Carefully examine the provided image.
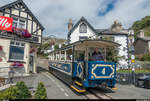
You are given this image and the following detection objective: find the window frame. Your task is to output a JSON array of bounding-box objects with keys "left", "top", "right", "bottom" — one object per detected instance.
[
  {"left": 79, "top": 23, "right": 87, "bottom": 33},
  {"left": 12, "top": 17, "right": 26, "bottom": 29},
  {"left": 9, "top": 41, "right": 25, "bottom": 62}
]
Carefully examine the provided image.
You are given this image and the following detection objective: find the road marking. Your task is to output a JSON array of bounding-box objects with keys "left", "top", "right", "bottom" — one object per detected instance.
[
  {"left": 64, "top": 92, "right": 69, "bottom": 97},
  {"left": 60, "top": 88, "right": 64, "bottom": 92}
]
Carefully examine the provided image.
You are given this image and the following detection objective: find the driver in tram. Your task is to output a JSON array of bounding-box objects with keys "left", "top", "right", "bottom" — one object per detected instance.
[{"left": 91, "top": 48, "right": 105, "bottom": 61}]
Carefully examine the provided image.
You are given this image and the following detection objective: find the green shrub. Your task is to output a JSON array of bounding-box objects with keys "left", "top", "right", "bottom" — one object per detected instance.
[
  {"left": 0, "top": 81, "right": 31, "bottom": 99},
  {"left": 34, "top": 82, "right": 48, "bottom": 99},
  {"left": 16, "top": 81, "right": 31, "bottom": 99},
  {"left": 0, "top": 86, "right": 20, "bottom": 99},
  {"left": 140, "top": 53, "right": 150, "bottom": 61}
]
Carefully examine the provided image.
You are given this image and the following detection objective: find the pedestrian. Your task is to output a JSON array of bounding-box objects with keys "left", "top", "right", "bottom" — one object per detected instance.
[{"left": 91, "top": 48, "right": 104, "bottom": 61}]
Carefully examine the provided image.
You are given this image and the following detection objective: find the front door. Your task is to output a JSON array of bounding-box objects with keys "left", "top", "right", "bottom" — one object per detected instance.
[{"left": 29, "top": 55, "right": 34, "bottom": 73}]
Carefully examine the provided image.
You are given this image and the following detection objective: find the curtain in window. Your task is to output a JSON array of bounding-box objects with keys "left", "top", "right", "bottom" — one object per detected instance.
[{"left": 9, "top": 46, "right": 24, "bottom": 61}]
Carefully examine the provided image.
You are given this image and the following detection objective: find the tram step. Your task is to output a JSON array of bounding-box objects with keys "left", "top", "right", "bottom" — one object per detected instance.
[
  {"left": 74, "top": 81, "right": 83, "bottom": 87},
  {"left": 70, "top": 84, "right": 86, "bottom": 93}
]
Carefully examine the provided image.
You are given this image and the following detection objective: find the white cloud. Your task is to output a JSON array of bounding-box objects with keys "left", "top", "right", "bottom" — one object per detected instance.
[{"left": 1, "top": 0, "right": 150, "bottom": 38}]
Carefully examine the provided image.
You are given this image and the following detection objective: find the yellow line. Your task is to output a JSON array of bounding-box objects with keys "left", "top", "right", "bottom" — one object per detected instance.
[
  {"left": 75, "top": 81, "right": 83, "bottom": 86},
  {"left": 70, "top": 85, "right": 86, "bottom": 93},
  {"left": 112, "top": 87, "right": 118, "bottom": 90}
]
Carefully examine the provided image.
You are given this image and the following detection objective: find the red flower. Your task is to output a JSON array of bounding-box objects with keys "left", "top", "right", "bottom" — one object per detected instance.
[
  {"left": 0, "top": 46, "right": 3, "bottom": 51},
  {"left": 12, "top": 27, "right": 32, "bottom": 38},
  {"left": 0, "top": 58, "right": 2, "bottom": 62}
]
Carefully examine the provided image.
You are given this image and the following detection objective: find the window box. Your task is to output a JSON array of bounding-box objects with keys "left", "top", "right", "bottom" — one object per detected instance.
[
  {"left": 10, "top": 62, "right": 24, "bottom": 68},
  {"left": 12, "top": 27, "right": 32, "bottom": 38}
]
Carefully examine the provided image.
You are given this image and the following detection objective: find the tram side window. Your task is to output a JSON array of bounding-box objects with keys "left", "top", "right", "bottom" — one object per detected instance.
[
  {"left": 60, "top": 51, "right": 65, "bottom": 61},
  {"left": 74, "top": 50, "right": 85, "bottom": 61},
  {"left": 66, "top": 49, "right": 72, "bottom": 61}
]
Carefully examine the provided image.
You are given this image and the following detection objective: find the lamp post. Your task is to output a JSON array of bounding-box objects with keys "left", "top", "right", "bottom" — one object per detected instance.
[
  {"left": 8, "top": 67, "right": 15, "bottom": 84},
  {"left": 132, "top": 65, "right": 135, "bottom": 85}
]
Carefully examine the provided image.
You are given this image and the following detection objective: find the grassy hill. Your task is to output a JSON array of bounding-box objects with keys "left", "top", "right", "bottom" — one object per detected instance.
[{"left": 131, "top": 15, "right": 150, "bottom": 37}]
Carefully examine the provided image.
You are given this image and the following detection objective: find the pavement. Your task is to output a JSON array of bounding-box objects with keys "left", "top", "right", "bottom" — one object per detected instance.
[{"left": 12, "top": 70, "right": 87, "bottom": 99}]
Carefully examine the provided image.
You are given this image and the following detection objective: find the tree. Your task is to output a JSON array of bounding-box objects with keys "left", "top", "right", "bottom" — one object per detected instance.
[
  {"left": 54, "top": 44, "right": 59, "bottom": 50},
  {"left": 34, "top": 82, "right": 48, "bottom": 99}
]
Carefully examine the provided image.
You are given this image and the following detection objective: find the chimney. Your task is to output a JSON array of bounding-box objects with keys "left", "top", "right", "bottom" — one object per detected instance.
[
  {"left": 138, "top": 30, "right": 144, "bottom": 37},
  {"left": 111, "top": 20, "right": 122, "bottom": 32},
  {"left": 68, "top": 19, "right": 73, "bottom": 32}
]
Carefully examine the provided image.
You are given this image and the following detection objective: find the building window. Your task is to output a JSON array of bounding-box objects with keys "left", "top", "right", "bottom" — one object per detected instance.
[
  {"left": 79, "top": 23, "right": 87, "bottom": 33},
  {"left": 79, "top": 36, "right": 88, "bottom": 40},
  {"left": 13, "top": 17, "right": 26, "bottom": 29},
  {"left": 9, "top": 41, "right": 25, "bottom": 61}
]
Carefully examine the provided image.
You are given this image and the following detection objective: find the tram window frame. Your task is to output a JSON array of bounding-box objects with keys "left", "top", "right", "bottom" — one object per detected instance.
[
  {"left": 66, "top": 48, "right": 72, "bottom": 62},
  {"left": 88, "top": 47, "right": 105, "bottom": 61},
  {"left": 60, "top": 51, "right": 65, "bottom": 61},
  {"left": 56, "top": 52, "right": 60, "bottom": 61},
  {"left": 74, "top": 50, "right": 85, "bottom": 61}
]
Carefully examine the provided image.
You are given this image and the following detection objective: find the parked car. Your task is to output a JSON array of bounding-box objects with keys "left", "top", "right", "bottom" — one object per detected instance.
[{"left": 137, "top": 76, "right": 150, "bottom": 88}]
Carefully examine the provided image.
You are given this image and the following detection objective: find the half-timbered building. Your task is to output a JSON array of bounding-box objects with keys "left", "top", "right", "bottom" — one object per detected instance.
[{"left": 0, "top": 0, "right": 44, "bottom": 77}]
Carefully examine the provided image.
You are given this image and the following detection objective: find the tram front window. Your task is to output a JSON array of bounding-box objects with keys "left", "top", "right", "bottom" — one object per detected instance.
[
  {"left": 75, "top": 50, "right": 85, "bottom": 61},
  {"left": 89, "top": 48, "right": 105, "bottom": 61}
]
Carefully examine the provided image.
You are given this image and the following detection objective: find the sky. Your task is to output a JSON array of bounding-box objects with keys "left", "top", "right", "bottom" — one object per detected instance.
[{"left": 0, "top": 0, "right": 150, "bottom": 39}]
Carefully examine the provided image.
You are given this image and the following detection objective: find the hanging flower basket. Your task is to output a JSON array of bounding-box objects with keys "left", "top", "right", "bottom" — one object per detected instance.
[
  {"left": 30, "top": 48, "right": 36, "bottom": 53},
  {"left": 0, "top": 46, "right": 3, "bottom": 51},
  {"left": 0, "top": 58, "right": 2, "bottom": 62},
  {"left": 12, "top": 27, "right": 32, "bottom": 38},
  {"left": 10, "top": 62, "right": 24, "bottom": 68}
]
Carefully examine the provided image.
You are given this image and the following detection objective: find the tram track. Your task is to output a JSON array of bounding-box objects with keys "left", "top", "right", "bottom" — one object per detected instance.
[
  {"left": 47, "top": 71, "right": 113, "bottom": 99},
  {"left": 85, "top": 88, "right": 112, "bottom": 99}
]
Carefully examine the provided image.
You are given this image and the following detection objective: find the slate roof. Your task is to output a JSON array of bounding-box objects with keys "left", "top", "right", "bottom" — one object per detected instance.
[{"left": 0, "top": 0, "right": 44, "bottom": 30}]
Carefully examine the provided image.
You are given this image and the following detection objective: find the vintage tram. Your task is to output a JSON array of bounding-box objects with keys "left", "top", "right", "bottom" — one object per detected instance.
[{"left": 48, "top": 40, "right": 120, "bottom": 93}]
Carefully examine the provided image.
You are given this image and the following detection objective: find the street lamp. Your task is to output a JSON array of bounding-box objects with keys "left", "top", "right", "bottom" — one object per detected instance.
[{"left": 8, "top": 67, "right": 15, "bottom": 84}]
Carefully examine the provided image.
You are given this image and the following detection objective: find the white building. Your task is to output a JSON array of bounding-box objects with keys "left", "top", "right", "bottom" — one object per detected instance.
[{"left": 67, "top": 17, "right": 134, "bottom": 68}]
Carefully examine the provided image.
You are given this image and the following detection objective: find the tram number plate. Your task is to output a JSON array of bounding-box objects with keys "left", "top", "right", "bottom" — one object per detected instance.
[{"left": 101, "top": 68, "right": 106, "bottom": 75}]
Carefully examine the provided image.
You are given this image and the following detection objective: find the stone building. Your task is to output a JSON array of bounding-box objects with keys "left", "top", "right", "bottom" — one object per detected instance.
[
  {"left": 134, "top": 30, "right": 150, "bottom": 55},
  {"left": 0, "top": 0, "right": 44, "bottom": 77}
]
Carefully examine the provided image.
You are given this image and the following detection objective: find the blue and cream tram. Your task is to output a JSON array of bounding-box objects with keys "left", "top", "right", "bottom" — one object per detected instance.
[{"left": 48, "top": 40, "right": 120, "bottom": 93}]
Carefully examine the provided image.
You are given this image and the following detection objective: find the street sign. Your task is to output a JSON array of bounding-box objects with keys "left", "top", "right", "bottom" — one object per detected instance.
[{"left": 131, "top": 59, "right": 135, "bottom": 63}]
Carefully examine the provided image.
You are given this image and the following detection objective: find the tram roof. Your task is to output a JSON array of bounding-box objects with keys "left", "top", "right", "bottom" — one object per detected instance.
[{"left": 49, "top": 39, "right": 120, "bottom": 53}]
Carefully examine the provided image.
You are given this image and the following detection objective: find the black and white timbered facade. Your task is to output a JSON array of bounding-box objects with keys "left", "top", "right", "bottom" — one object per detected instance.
[{"left": 0, "top": 0, "right": 44, "bottom": 77}]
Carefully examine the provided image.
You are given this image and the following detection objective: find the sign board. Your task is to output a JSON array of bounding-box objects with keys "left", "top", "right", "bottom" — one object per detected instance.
[
  {"left": 0, "top": 16, "right": 13, "bottom": 32},
  {"left": 131, "top": 59, "right": 135, "bottom": 63}
]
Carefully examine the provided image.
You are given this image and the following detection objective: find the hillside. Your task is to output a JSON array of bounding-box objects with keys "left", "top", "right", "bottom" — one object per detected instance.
[{"left": 131, "top": 15, "right": 150, "bottom": 36}]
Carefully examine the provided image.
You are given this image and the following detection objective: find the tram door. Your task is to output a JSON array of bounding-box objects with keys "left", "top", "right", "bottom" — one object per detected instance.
[
  {"left": 73, "top": 50, "right": 86, "bottom": 79},
  {"left": 29, "top": 55, "right": 34, "bottom": 73}
]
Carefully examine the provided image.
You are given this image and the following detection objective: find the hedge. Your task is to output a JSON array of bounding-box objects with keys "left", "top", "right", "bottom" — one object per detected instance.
[{"left": 34, "top": 82, "right": 48, "bottom": 99}]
